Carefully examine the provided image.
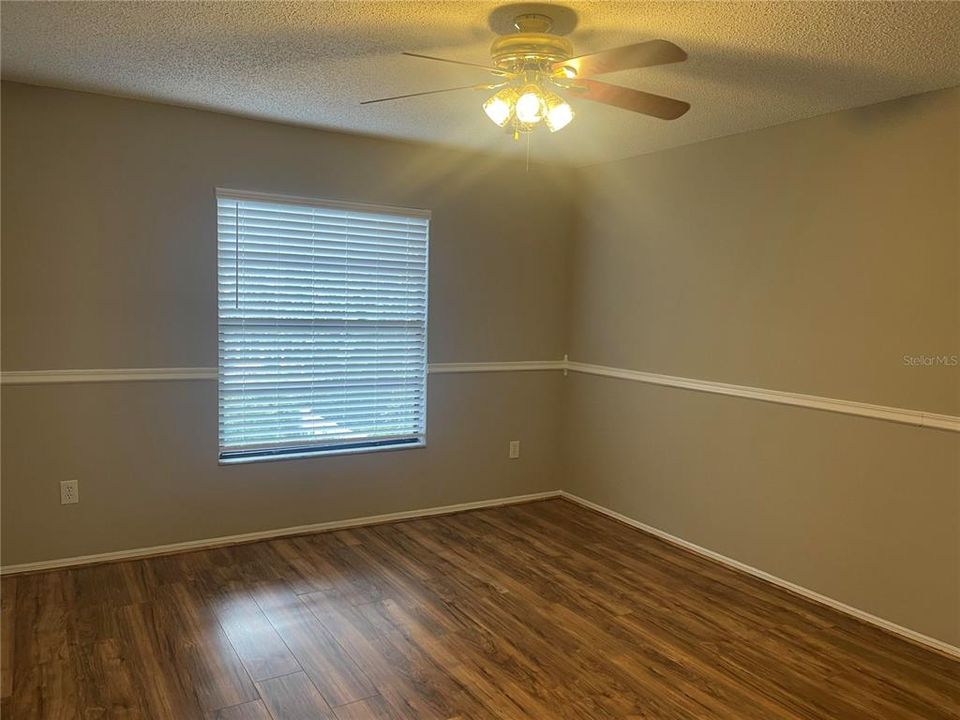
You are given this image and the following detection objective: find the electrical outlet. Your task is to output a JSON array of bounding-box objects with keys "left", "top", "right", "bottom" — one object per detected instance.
[
  {"left": 60, "top": 479, "right": 79, "bottom": 505},
  {"left": 508, "top": 440, "right": 520, "bottom": 459}
]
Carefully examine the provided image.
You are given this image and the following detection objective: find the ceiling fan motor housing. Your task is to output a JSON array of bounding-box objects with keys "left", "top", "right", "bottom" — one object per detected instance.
[{"left": 491, "top": 14, "right": 573, "bottom": 71}]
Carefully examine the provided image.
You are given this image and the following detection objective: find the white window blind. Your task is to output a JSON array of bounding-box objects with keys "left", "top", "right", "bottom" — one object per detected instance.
[{"left": 217, "top": 190, "right": 429, "bottom": 462}]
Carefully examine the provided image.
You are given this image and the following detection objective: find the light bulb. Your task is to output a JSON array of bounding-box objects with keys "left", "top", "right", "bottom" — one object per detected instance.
[
  {"left": 515, "top": 87, "right": 544, "bottom": 124},
  {"left": 544, "top": 93, "right": 574, "bottom": 132},
  {"left": 482, "top": 89, "right": 515, "bottom": 127}
]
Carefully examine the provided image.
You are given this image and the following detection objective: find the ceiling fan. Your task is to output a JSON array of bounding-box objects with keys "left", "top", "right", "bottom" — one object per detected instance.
[{"left": 361, "top": 13, "right": 690, "bottom": 138}]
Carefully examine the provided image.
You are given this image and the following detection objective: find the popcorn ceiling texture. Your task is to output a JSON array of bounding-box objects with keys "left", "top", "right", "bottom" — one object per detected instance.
[{"left": 2, "top": 1, "right": 959, "bottom": 165}]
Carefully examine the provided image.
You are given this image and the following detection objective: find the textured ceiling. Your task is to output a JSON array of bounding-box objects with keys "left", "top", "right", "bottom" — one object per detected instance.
[{"left": 2, "top": 1, "right": 959, "bottom": 165}]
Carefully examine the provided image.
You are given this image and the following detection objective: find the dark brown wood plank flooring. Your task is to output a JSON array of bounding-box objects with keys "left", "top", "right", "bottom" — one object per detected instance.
[{"left": 1, "top": 498, "right": 957, "bottom": 719}]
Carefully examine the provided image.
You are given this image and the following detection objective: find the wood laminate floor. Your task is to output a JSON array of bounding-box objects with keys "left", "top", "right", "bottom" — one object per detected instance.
[{"left": 2, "top": 499, "right": 957, "bottom": 719}]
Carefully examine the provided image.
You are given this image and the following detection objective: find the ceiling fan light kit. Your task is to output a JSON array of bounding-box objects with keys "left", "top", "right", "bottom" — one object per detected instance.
[
  {"left": 362, "top": 10, "right": 690, "bottom": 144},
  {"left": 484, "top": 14, "right": 575, "bottom": 137}
]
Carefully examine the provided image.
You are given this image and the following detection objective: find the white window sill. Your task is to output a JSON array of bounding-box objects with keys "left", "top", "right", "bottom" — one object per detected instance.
[{"left": 219, "top": 440, "right": 426, "bottom": 466}]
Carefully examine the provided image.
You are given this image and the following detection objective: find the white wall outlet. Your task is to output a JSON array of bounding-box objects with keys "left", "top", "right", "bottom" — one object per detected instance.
[
  {"left": 60, "top": 479, "right": 79, "bottom": 505},
  {"left": 508, "top": 440, "right": 521, "bottom": 459}
]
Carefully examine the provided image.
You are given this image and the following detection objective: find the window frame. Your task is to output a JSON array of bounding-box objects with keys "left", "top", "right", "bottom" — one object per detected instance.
[{"left": 215, "top": 187, "right": 431, "bottom": 465}]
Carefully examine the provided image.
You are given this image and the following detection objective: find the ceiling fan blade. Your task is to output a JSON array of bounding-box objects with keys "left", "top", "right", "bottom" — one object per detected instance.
[
  {"left": 361, "top": 83, "right": 501, "bottom": 105},
  {"left": 554, "top": 39, "right": 687, "bottom": 77},
  {"left": 569, "top": 78, "right": 689, "bottom": 120},
  {"left": 402, "top": 52, "right": 510, "bottom": 77}
]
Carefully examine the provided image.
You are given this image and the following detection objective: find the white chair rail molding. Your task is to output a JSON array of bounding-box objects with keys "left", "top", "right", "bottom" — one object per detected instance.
[{"left": 4, "top": 359, "right": 958, "bottom": 432}]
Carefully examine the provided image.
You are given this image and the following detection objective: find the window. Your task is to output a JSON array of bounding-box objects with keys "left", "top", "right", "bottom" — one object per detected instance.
[{"left": 217, "top": 189, "right": 429, "bottom": 463}]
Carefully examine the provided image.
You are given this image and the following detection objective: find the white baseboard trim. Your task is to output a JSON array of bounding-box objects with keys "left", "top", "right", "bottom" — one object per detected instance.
[
  {"left": 565, "top": 361, "right": 960, "bottom": 433},
  {"left": 0, "top": 490, "right": 562, "bottom": 576},
  {"left": 559, "top": 492, "right": 960, "bottom": 660},
  {"left": 5, "top": 488, "right": 957, "bottom": 660}
]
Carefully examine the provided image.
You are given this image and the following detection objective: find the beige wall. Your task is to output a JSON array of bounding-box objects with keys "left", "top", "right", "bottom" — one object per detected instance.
[
  {"left": 1, "top": 83, "right": 575, "bottom": 369},
  {"left": 565, "top": 87, "right": 960, "bottom": 646},
  {"left": 0, "top": 82, "right": 574, "bottom": 564},
  {"left": 3, "top": 372, "right": 563, "bottom": 564},
  {"left": 568, "top": 88, "right": 959, "bottom": 415}
]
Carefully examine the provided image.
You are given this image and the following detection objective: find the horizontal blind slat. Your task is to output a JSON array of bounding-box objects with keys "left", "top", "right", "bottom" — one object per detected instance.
[
  {"left": 217, "top": 198, "right": 428, "bottom": 225},
  {"left": 218, "top": 224, "right": 428, "bottom": 245}
]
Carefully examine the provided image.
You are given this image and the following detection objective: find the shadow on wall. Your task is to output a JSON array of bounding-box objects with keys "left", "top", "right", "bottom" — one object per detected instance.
[
  {"left": 837, "top": 87, "right": 960, "bottom": 130},
  {"left": 677, "top": 41, "right": 951, "bottom": 105}
]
